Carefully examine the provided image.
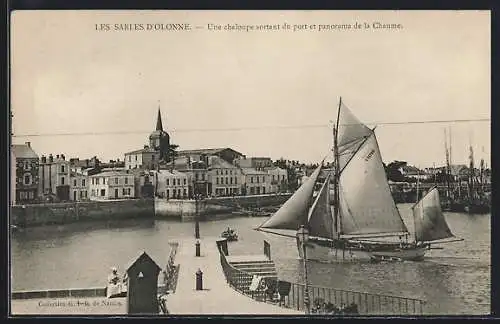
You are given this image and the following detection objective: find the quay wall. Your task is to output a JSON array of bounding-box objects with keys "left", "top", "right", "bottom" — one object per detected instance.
[
  {"left": 11, "top": 194, "right": 292, "bottom": 227},
  {"left": 154, "top": 193, "right": 293, "bottom": 221},
  {"left": 11, "top": 199, "right": 155, "bottom": 227}
]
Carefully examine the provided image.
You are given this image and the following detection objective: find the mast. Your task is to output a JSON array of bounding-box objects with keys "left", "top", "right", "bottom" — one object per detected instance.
[
  {"left": 333, "top": 97, "right": 342, "bottom": 240},
  {"left": 414, "top": 167, "right": 420, "bottom": 243}
]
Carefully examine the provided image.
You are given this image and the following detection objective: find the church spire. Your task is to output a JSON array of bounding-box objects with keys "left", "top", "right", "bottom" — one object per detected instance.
[{"left": 156, "top": 102, "right": 163, "bottom": 131}]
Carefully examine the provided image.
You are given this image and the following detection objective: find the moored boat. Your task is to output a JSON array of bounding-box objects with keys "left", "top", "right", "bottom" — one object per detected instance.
[{"left": 221, "top": 228, "right": 238, "bottom": 241}]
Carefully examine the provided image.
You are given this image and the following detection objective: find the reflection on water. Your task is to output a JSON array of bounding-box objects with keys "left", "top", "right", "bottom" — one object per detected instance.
[{"left": 11, "top": 205, "right": 490, "bottom": 315}]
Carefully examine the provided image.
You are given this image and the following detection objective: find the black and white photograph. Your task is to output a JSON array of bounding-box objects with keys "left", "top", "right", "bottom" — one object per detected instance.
[{"left": 9, "top": 10, "right": 490, "bottom": 316}]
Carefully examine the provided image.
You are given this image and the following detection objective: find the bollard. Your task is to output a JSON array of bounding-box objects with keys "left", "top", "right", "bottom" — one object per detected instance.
[
  {"left": 195, "top": 240, "right": 201, "bottom": 257},
  {"left": 196, "top": 268, "right": 203, "bottom": 291}
]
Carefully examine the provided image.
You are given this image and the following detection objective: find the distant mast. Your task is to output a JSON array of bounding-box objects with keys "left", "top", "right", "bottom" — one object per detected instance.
[{"left": 333, "top": 97, "right": 342, "bottom": 239}]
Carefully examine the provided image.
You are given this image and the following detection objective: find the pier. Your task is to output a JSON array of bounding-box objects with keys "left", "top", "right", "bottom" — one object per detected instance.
[{"left": 166, "top": 237, "right": 302, "bottom": 315}]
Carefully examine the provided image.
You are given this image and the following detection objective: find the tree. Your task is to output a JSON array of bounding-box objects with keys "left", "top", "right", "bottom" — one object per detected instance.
[
  {"left": 386, "top": 160, "right": 406, "bottom": 182},
  {"left": 167, "top": 144, "right": 179, "bottom": 171}
]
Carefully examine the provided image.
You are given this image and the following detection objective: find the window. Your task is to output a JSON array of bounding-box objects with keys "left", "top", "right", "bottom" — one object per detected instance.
[
  {"left": 251, "top": 177, "right": 254, "bottom": 183},
  {"left": 23, "top": 174, "right": 31, "bottom": 185},
  {"left": 102, "top": 177, "right": 106, "bottom": 184},
  {"left": 92, "top": 178, "right": 95, "bottom": 185},
  {"left": 29, "top": 191, "right": 34, "bottom": 199},
  {"left": 128, "top": 155, "right": 131, "bottom": 162},
  {"left": 177, "top": 179, "right": 181, "bottom": 186},
  {"left": 166, "top": 189, "right": 170, "bottom": 198},
  {"left": 100, "top": 189, "right": 105, "bottom": 196},
  {"left": 235, "top": 177, "right": 237, "bottom": 184},
  {"left": 82, "top": 179, "right": 86, "bottom": 186},
  {"left": 125, "top": 177, "right": 128, "bottom": 185},
  {"left": 96, "top": 178, "right": 100, "bottom": 185},
  {"left": 61, "top": 177, "right": 65, "bottom": 185},
  {"left": 202, "top": 173, "right": 205, "bottom": 181},
  {"left": 273, "top": 175, "right": 275, "bottom": 181},
  {"left": 167, "top": 179, "right": 170, "bottom": 186},
  {"left": 135, "top": 155, "right": 138, "bottom": 161},
  {"left": 216, "top": 177, "right": 219, "bottom": 185},
  {"left": 230, "top": 170, "right": 232, "bottom": 175},
  {"left": 127, "top": 188, "right": 131, "bottom": 195},
  {"left": 183, "top": 189, "right": 187, "bottom": 197},
  {"left": 92, "top": 189, "right": 95, "bottom": 196},
  {"left": 24, "top": 161, "right": 29, "bottom": 170},
  {"left": 183, "top": 178, "right": 186, "bottom": 185},
  {"left": 123, "top": 188, "right": 126, "bottom": 195},
  {"left": 257, "top": 176, "right": 259, "bottom": 183},
  {"left": 225, "top": 177, "right": 228, "bottom": 185},
  {"left": 262, "top": 176, "right": 265, "bottom": 183},
  {"left": 74, "top": 179, "right": 77, "bottom": 186},
  {"left": 115, "top": 178, "right": 118, "bottom": 184},
  {"left": 225, "top": 170, "right": 228, "bottom": 175},
  {"left": 216, "top": 170, "right": 219, "bottom": 175},
  {"left": 230, "top": 177, "right": 233, "bottom": 184}
]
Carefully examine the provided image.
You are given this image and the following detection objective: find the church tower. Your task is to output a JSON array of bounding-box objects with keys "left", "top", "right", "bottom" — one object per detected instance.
[{"left": 149, "top": 107, "right": 170, "bottom": 161}]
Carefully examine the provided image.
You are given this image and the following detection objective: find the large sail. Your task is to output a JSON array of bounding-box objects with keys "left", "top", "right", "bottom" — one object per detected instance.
[
  {"left": 412, "top": 187, "right": 455, "bottom": 242},
  {"left": 258, "top": 164, "right": 322, "bottom": 231},
  {"left": 308, "top": 173, "right": 335, "bottom": 239},
  {"left": 336, "top": 101, "right": 373, "bottom": 171},
  {"left": 338, "top": 133, "right": 409, "bottom": 236}
]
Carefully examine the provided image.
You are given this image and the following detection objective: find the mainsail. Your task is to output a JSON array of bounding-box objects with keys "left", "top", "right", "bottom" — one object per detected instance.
[
  {"left": 258, "top": 164, "right": 323, "bottom": 232},
  {"left": 412, "top": 187, "right": 455, "bottom": 242},
  {"left": 337, "top": 133, "right": 409, "bottom": 236},
  {"left": 308, "top": 173, "right": 335, "bottom": 239}
]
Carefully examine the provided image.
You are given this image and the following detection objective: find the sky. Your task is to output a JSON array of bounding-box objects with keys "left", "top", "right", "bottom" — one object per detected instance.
[{"left": 11, "top": 10, "right": 490, "bottom": 168}]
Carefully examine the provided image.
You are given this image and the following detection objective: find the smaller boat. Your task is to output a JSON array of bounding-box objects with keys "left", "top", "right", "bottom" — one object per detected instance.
[{"left": 221, "top": 228, "right": 238, "bottom": 241}]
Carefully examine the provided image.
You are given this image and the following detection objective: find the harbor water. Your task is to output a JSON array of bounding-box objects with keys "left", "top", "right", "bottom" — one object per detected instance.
[{"left": 10, "top": 204, "right": 490, "bottom": 315}]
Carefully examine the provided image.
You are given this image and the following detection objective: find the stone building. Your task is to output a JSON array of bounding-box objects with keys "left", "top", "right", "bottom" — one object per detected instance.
[
  {"left": 124, "top": 108, "right": 170, "bottom": 170},
  {"left": 241, "top": 168, "right": 270, "bottom": 195},
  {"left": 39, "top": 153, "right": 71, "bottom": 202},
  {"left": 162, "top": 156, "right": 210, "bottom": 198},
  {"left": 155, "top": 170, "right": 190, "bottom": 199},
  {"left": 11, "top": 142, "right": 39, "bottom": 204},
  {"left": 208, "top": 156, "right": 242, "bottom": 196},
  {"left": 235, "top": 157, "right": 273, "bottom": 170},
  {"left": 88, "top": 170, "right": 135, "bottom": 200},
  {"left": 69, "top": 171, "right": 88, "bottom": 201},
  {"left": 265, "top": 167, "right": 288, "bottom": 193}
]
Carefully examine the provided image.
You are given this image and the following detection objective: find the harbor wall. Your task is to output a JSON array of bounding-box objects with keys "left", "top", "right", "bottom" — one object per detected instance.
[
  {"left": 155, "top": 193, "right": 293, "bottom": 221},
  {"left": 11, "top": 194, "right": 292, "bottom": 227},
  {"left": 11, "top": 199, "right": 155, "bottom": 227}
]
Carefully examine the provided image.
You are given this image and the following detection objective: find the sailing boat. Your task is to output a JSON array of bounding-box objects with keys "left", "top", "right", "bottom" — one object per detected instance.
[{"left": 256, "top": 98, "right": 460, "bottom": 262}]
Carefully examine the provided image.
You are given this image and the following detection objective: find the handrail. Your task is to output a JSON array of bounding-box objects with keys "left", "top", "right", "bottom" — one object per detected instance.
[{"left": 216, "top": 243, "right": 426, "bottom": 315}]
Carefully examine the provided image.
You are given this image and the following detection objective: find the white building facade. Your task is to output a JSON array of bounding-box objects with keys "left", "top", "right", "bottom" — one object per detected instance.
[{"left": 89, "top": 171, "right": 135, "bottom": 200}]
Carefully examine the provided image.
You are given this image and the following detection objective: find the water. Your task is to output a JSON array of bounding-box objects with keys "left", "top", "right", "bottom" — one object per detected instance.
[{"left": 11, "top": 204, "right": 490, "bottom": 315}]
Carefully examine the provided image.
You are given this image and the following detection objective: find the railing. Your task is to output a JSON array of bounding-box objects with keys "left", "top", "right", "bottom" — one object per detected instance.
[
  {"left": 217, "top": 241, "right": 426, "bottom": 316},
  {"left": 162, "top": 242, "right": 179, "bottom": 292}
]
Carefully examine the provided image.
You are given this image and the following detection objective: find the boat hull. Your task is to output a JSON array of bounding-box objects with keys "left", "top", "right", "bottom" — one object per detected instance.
[{"left": 298, "top": 240, "right": 428, "bottom": 263}]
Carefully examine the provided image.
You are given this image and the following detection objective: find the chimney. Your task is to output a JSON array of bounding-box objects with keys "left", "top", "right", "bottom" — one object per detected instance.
[
  {"left": 56, "top": 154, "right": 60, "bottom": 159},
  {"left": 61, "top": 154, "right": 65, "bottom": 160},
  {"left": 25, "top": 141, "right": 31, "bottom": 148},
  {"left": 49, "top": 154, "right": 54, "bottom": 162},
  {"left": 41, "top": 155, "right": 46, "bottom": 163}
]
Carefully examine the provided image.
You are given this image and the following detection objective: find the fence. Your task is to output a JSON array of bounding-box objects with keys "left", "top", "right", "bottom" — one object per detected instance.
[
  {"left": 216, "top": 240, "right": 426, "bottom": 315},
  {"left": 162, "top": 242, "right": 179, "bottom": 292}
]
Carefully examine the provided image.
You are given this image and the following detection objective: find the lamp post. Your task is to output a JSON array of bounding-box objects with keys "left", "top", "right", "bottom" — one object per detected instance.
[{"left": 297, "top": 225, "right": 310, "bottom": 314}]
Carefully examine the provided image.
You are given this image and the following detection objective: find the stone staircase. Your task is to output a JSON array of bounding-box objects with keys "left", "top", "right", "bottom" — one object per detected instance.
[{"left": 227, "top": 259, "right": 278, "bottom": 297}]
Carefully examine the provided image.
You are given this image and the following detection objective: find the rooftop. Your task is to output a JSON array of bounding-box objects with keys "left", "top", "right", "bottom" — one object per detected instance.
[
  {"left": 241, "top": 167, "right": 268, "bottom": 175},
  {"left": 125, "top": 147, "right": 157, "bottom": 155},
  {"left": 12, "top": 144, "right": 38, "bottom": 159},
  {"left": 89, "top": 170, "right": 131, "bottom": 177},
  {"left": 178, "top": 148, "right": 243, "bottom": 156},
  {"left": 209, "top": 157, "right": 239, "bottom": 169}
]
